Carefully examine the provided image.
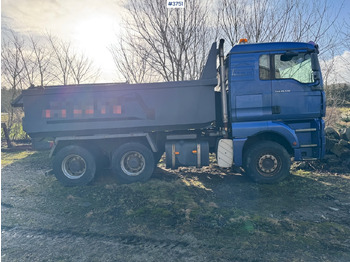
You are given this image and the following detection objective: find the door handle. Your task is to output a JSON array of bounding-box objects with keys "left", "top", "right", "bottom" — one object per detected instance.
[{"left": 272, "top": 106, "right": 281, "bottom": 114}]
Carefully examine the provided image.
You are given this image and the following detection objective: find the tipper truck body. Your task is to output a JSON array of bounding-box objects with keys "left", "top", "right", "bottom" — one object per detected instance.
[{"left": 13, "top": 40, "right": 325, "bottom": 186}]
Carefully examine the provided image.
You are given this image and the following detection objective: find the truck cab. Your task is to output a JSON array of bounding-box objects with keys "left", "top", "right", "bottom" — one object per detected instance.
[
  {"left": 229, "top": 42, "right": 324, "bottom": 121},
  {"left": 221, "top": 41, "right": 325, "bottom": 183}
]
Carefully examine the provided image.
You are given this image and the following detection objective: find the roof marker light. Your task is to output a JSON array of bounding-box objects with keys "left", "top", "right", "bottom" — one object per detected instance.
[{"left": 239, "top": 38, "right": 248, "bottom": 44}]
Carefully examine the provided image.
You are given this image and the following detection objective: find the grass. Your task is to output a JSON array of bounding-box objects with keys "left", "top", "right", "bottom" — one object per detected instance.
[
  {"left": 1, "top": 112, "right": 28, "bottom": 141},
  {"left": 1, "top": 113, "right": 9, "bottom": 123},
  {"left": 2, "top": 150, "right": 350, "bottom": 261},
  {"left": 1, "top": 150, "right": 35, "bottom": 167}
]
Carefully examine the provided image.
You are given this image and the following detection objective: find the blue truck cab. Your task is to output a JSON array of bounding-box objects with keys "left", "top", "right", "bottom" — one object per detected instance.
[{"left": 222, "top": 41, "right": 325, "bottom": 182}]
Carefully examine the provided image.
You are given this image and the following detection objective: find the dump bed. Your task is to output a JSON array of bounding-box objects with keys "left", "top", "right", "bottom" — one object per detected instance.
[{"left": 15, "top": 79, "right": 217, "bottom": 138}]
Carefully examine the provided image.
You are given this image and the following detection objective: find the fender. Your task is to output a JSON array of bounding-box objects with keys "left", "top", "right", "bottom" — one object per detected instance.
[
  {"left": 49, "top": 133, "right": 158, "bottom": 158},
  {"left": 232, "top": 121, "right": 300, "bottom": 166}
]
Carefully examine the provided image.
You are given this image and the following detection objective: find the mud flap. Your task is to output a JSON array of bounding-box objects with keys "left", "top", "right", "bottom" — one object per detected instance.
[{"left": 217, "top": 139, "right": 233, "bottom": 168}]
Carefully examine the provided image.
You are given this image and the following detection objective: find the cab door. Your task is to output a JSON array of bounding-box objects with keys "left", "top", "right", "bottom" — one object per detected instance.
[
  {"left": 271, "top": 51, "right": 322, "bottom": 120},
  {"left": 229, "top": 53, "right": 272, "bottom": 121}
]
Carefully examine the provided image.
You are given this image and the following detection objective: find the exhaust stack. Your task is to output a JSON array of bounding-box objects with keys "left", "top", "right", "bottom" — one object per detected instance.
[{"left": 219, "top": 39, "right": 228, "bottom": 138}]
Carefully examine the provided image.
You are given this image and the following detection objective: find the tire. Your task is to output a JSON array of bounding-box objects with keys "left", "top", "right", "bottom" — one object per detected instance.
[
  {"left": 53, "top": 145, "right": 96, "bottom": 186},
  {"left": 112, "top": 143, "right": 155, "bottom": 184},
  {"left": 243, "top": 141, "right": 291, "bottom": 183}
]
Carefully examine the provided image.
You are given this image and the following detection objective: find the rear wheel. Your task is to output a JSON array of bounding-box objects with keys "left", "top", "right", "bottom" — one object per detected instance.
[
  {"left": 53, "top": 145, "right": 96, "bottom": 186},
  {"left": 112, "top": 143, "right": 155, "bottom": 184},
  {"left": 243, "top": 141, "right": 290, "bottom": 183}
]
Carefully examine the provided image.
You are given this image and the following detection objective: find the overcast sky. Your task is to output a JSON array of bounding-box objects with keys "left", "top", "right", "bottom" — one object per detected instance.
[{"left": 1, "top": 0, "right": 350, "bottom": 84}]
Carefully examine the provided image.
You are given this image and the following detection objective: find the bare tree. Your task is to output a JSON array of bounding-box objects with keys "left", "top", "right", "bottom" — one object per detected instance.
[
  {"left": 47, "top": 34, "right": 73, "bottom": 85},
  {"left": 47, "top": 34, "right": 100, "bottom": 85},
  {"left": 338, "top": 20, "right": 350, "bottom": 84},
  {"left": 110, "top": 38, "right": 161, "bottom": 83},
  {"left": 2, "top": 31, "right": 100, "bottom": 88},
  {"left": 1, "top": 32, "right": 25, "bottom": 90},
  {"left": 291, "top": 0, "right": 342, "bottom": 54},
  {"left": 219, "top": 0, "right": 247, "bottom": 46},
  {"left": 1, "top": 31, "right": 25, "bottom": 138},
  {"left": 29, "top": 35, "right": 54, "bottom": 87},
  {"left": 321, "top": 50, "right": 344, "bottom": 127},
  {"left": 219, "top": 0, "right": 342, "bottom": 51},
  {"left": 3, "top": 31, "right": 54, "bottom": 89},
  {"left": 68, "top": 52, "right": 100, "bottom": 84},
  {"left": 220, "top": 0, "right": 293, "bottom": 44},
  {"left": 1, "top": 29, "right": 101, "bottom": 142},
  {"left": 15, "top": 35, "right": 37, "bottom": 87},
  {"left": 111, "top": 0, "right": 216, "bottom": 83}
]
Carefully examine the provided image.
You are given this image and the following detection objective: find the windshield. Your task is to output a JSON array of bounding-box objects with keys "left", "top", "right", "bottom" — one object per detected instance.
[{"left": 274, "top": 53, "right": 314, "bottom": 84}]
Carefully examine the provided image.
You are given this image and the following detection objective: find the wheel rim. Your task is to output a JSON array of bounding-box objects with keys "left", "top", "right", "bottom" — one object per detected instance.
[
  {"left": 257, "top": 153, "right": 280, "bottom": 177},
  {"left": 62, "top": 154, "right": 87, "bottom": 179},
  {"left": 120, "top": 151, "right": 146, "bottom": 176}
]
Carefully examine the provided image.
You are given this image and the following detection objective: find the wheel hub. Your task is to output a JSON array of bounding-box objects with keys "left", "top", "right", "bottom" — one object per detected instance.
[
  {"left": 62, "top": 155, "right": 87, "bottom": 179},
  {"left": 121, "top": 151, "right": 145, "bottom": 176},
  {"left": 128, "top": 157, "right": 140, "bottom": 169},
  {"left": 258, "top": 154, "right": 278, "bottom": 174},
  {"left": 69, "top": 160, "right": 82, "bottom": 173}
]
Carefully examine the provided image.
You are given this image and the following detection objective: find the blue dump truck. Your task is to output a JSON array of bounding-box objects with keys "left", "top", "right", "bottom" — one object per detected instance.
[{"left": 13, "top": 39, "right": 326, "bottom": 186}]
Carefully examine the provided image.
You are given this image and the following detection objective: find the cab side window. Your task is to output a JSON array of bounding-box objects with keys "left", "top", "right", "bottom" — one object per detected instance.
[
  {"left": 274, "top": 53, "right": 314, "bottom": 83},
  {"left": 259, "top": 55, "right": 270, "bottom": 80},
  {"left": 259, "top": 53, "right": 314, "bottom": 84}
]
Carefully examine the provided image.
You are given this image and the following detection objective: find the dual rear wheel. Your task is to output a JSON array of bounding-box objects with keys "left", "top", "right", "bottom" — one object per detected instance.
[{"left": 53, "top": 143, "right": 156, "bottom": 186}]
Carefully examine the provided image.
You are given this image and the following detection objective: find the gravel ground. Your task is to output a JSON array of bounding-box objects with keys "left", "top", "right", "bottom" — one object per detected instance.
[
  {"left": 1, "top": 154, "right": 206, "bottom": 262},
  {"left": 2, "top": 226, "right": 201, "bottom": 262},
  {"left": 2, "top": 151, "right": 350, "bottom": 261}
]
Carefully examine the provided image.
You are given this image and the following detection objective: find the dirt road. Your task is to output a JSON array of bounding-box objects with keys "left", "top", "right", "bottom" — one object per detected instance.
[{"left": 2, "top": 151, "right": 350, "bottom": 261}]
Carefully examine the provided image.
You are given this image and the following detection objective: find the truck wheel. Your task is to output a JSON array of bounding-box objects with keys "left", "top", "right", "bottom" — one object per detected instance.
[
  {"left": 243, "top": 141, "right": 290, "bottom": 183},
  {"left": 112, "top": 143, "right": 155, "bottom": 184},
  {"left": 53, "top": 145, "right": 96, "bottom": 186}
]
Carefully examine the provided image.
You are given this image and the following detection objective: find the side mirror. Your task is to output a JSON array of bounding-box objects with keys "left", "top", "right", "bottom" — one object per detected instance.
[
  {"left": 311, "top": 53, "right": 319, "bottom": 71},
  {"left": 313, "top": 71, "right": 320, "bottom": 81}
]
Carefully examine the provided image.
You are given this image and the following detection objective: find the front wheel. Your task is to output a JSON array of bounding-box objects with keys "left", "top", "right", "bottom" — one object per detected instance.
[
  {"left": 112, "top": 143, "right": 155, "bottom": 184},
  {"left": 53, "top": 145, "right": 96, "bottom": 186},
  {"left": 243, "top": 141, "right": 291, "bottom": 183}
]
